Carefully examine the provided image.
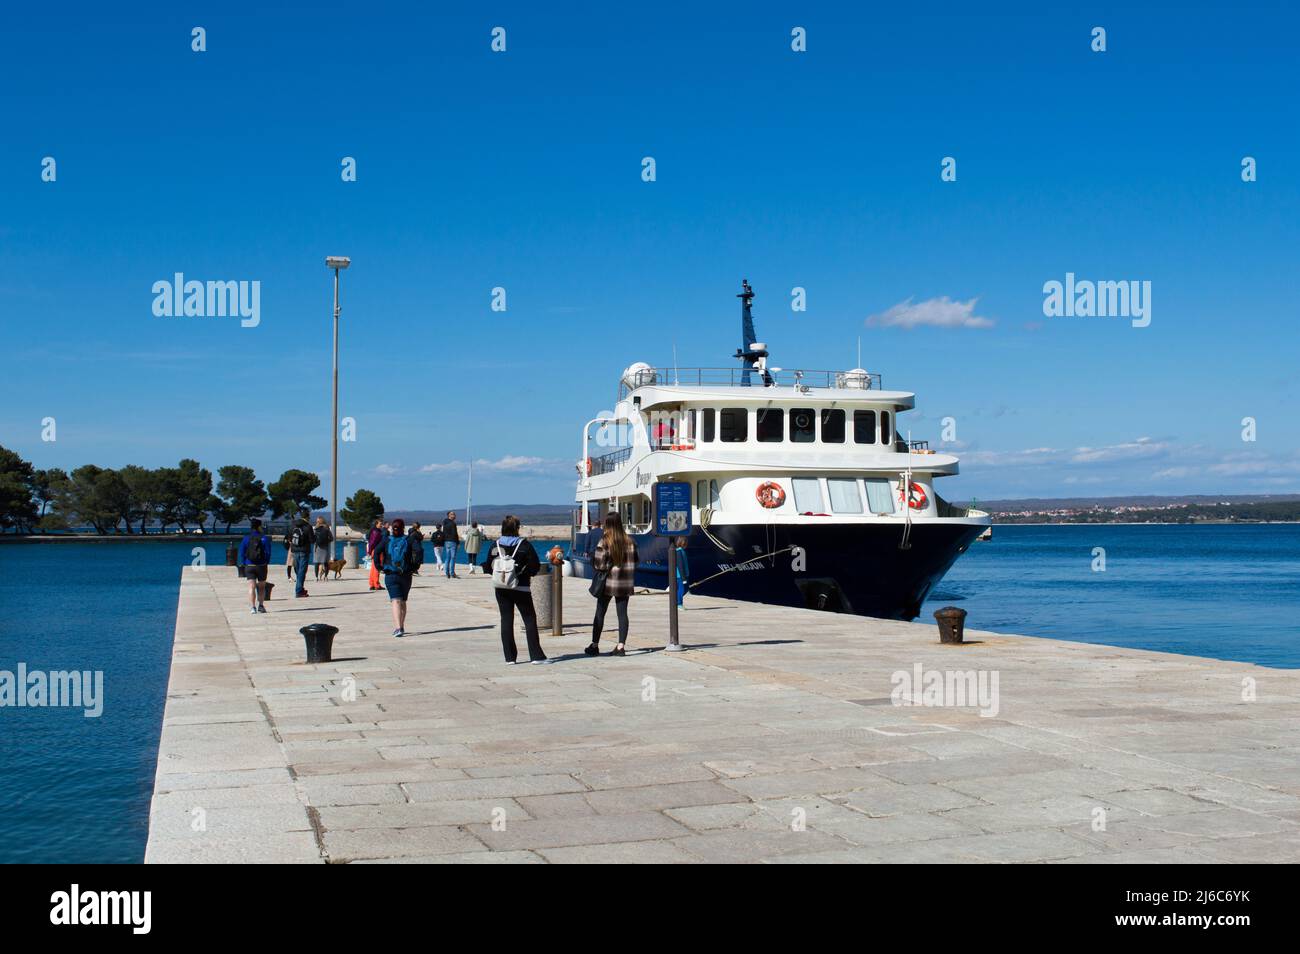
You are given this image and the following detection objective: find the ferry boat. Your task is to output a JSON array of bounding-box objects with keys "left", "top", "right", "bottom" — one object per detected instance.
[{"left": 569, "top": 281, "right": 990, "bottom": 620}]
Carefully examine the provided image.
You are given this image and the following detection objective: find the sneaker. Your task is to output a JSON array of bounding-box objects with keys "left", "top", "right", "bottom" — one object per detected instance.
[
  {"left": 530, "top": 657, "right": 550, "bottom": 665},
  {"left": 257, "top": 605, "right": 267, "bottom": 614},
  {"left": 584, "top": 644, "right": 600, "bottom": 656},
  {"left": 611, "top": 646, "right": 626, "bottom": 657},
  {"left": 250, "top": 606, "right": 258, "bottom": 615},
  {"left": 504, "top": 660, "right": 518, "bottom": 666},
  {"left": 391, "top": 629, "right": 401, "bottom": 637}
]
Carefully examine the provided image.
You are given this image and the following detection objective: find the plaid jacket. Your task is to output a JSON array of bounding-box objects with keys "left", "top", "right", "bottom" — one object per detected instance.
[{"left": 593, "top": 538, "right": 639, "bottom": 598}]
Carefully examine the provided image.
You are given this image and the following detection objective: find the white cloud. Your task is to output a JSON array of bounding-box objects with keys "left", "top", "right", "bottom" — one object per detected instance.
[
  {"left": 1069, "top": 437, "right": 1169, "bottom": 464},
  {"left": 963, "top": 438, "right": 1172, "bottom": 469},
  {"left": 420, "top": 455, "right": 569, "bottom": 475},
  {"left": 867, "top": 296, "right": 994, "bottom": 330}
]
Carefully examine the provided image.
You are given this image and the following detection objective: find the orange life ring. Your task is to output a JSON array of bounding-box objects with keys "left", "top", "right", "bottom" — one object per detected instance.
[
  {"left": 585, "top": 458, "right": 592, "bottom": 476},
  {"left": 755, "top": 481, "right": 786, "bottom": 509},
  {"left": 899, "top": 481, "right": 928, "bottom": 509}
]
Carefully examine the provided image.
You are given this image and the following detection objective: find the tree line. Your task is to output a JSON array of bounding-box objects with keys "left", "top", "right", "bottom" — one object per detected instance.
[{"left": 0, "top": 444, "right": 387, "bottom": 535}]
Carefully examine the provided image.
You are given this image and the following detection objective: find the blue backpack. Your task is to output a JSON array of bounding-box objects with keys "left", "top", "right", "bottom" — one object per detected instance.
[{"left": 385, "top": 534, "right": 412, "bottom": 574}]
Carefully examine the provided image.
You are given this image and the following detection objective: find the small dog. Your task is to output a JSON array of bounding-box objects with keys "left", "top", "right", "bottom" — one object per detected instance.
[{"left": 324, "top": 559, "right": 347, "bottom": 580}]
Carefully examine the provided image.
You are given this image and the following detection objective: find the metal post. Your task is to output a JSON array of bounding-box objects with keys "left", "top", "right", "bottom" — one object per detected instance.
[
  {"left": 552, "top": 562, "right": 562, "bottom": 638},
  {"left": 666, "top": 543, "right": 682, "bottom": 650},
  {"left": 330, "top": 267, "right": 340, "bottom": 561}
]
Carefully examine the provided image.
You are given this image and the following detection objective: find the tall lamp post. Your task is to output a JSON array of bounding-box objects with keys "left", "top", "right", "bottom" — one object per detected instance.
[{"left": 326, "top": 256, "right": 350, "bottom": 560}]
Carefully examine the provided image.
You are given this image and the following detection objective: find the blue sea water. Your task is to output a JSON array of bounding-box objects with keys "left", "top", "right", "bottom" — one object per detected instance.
[
  {"left": 922, "top": 524, "right": 1300, "bottom": 669},
  {"left": 0, "top": 524, "right": 1296, "bottom": 863}
]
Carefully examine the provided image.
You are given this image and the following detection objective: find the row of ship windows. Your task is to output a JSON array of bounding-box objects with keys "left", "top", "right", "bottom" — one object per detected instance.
[
  {"left": 696, "top": 477, "right": 899, "bottom": 514},
  {"left": 688, "top": 407, "right": 893, "bottom": 445}
]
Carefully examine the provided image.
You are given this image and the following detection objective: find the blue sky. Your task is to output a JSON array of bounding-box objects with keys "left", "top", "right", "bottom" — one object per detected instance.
[{"left": 2, "top": 1, "right": 1297, "bottom": 507}]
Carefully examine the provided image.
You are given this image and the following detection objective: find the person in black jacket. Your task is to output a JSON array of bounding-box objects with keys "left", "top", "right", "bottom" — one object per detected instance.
[
  {"left": 287, "top": 512, "right": 314, "bottom": 597},
  {"left": 441, "top": 510, "right": 460, "bottom": 578},
  {"left": 482, "top": 514, "right": 547, "bottom": 664}
]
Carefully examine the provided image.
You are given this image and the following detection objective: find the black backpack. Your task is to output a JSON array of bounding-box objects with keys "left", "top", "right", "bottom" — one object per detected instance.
[
  {"left": 314, "top": 525, "right": 332, "bottom": 547},
  {"left": 290, "top": 524, "right": 312, "bottom": 550},
  {"left": 245, "top": 533, "right": 266, "bottom": 564},
  {"left": 408, "top": 534, "right": 425, "bottom": 568}
]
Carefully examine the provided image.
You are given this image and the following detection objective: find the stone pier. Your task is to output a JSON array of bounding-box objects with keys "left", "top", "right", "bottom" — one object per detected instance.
[{"left": 145, "top": 564, "right": 1300, "bottom": 863}]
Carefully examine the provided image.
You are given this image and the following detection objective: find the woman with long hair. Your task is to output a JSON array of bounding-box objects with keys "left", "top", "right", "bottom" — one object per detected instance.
[{"left": 586, "top": 513, "right": 639, "bottom": 656}]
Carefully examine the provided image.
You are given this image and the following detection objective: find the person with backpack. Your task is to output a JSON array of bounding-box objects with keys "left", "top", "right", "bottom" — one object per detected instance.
[
  {"left": 287, "top": 512, "right": 315, "bottom": 597},
  {"left": 238, "top": 517, "right": 273, "bottom": 614},
  {"left": 441, "top": 510, "right": 460, "bottom": 578},
  {"left": 482, "top": 515, "right": 547, "bottom": 664},
  {"left": 407, "top": 522, "right": 426, "bottom": 575},
  {"left": 463, "top": 521, "right": 484, "bottom": 574},
  {"left": 378, "top": 518, "right": 418, "bottom": 637},
  {"left": 312, "top": 517, "right": 334, "bottom": 581},
  {"left": 585, "top": 513, "right": 639, "bottom": 656},
  {"left": 366, "top": 518, "right": 385, "bottom": 591}
]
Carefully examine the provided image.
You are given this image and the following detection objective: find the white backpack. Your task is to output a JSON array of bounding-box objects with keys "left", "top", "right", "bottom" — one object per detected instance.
[{"left": 492, "top": 538, "right": 526, "bottom": 589}]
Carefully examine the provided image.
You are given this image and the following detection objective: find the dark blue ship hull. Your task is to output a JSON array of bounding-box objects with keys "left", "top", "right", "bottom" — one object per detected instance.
[{"left": 571, "top": 522, "right": 984, "bottom": 621}]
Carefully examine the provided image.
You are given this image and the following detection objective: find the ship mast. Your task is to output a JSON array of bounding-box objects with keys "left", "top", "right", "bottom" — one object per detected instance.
[{"left": 734, "top": 279, "right": 769, "bottom": 386}]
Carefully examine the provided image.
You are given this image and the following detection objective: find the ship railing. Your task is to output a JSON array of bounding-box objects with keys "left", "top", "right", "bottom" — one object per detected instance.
[
  {"left": 619, "top": 367, "right": 883, "bottom": 399},
  {"left": 589, "top": 446, "right": 632, "bottom": 476},
  {"left": 652, "top": 436, "right": 696, "bottom": 451},
  {"left": 935, "top": 495, "right": 988, "bottom": 519}
]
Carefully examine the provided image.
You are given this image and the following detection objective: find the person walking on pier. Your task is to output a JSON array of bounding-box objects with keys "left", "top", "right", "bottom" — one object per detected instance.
[
  {"left": 287, "top": 512, "right": 315, "bottom": 598},
  {"left": 366, "top": 518, "right": 384, "bottom": 591},
  {"left": 239, "top": 518, "right": 272, "bottom": 614},
  {"left": 431, "top": 521, "right": 445, "bottom": 571},
  {"left": 442, "top": 510, "right": 460, "bottom": 578},
  {"left": 483, "top": 515, "right": 546, "bottom": 664},
  {"left": 407, "top": 522, "right": 426, "bottom": 575},
  {"left": 585, "top": 513, "right": 639, "bottom": 657},
  {"left": 312, "top": 516, "right": 334, "bottom": 581},
  {"left": 379, "top": 518, "right": 417, "bottom": 637},
  {"left": 463, "top": 521, "right": 484, "bottom": 574}
]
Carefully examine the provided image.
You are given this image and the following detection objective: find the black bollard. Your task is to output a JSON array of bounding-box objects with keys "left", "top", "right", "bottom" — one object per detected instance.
[
  {"left": 933, "top": 606, "right": 968, "bottom": 644},
  {"left": 300, "top": 623, "right": 339, "bottom": 663}
]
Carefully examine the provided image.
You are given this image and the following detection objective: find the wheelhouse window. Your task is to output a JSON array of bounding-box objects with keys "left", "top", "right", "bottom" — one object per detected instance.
[
  {"left": 757, "top": 407, "right": 784, "bottom": 442},
  {"left": 696, "top": 479, "right": 707, "bottom": 508},
  {"left": 789, "top": 408, "right": 815, "bottom": 443},
  {"left": 820, "top": 408, "right": 845, "bottom": 443},
  {"left": 864, "top": 479, "right": 896, "bottom": 514},
  {"left": 709, "top": 479, "right": 721, "bottom": 508},
  {"left": 827, "top": 478, "right": 864, "bottom": 513},
  {"left": 719, "top": 408, "right": 748, "bottom": 443},
  {"left": 792, "top": 477, "right": 824, "bottom": 513},
  {"left": 853, "top": 410, "right": 877, "bottom": 444},
  {"left": 701, "top": 408, "right": 716, "bottom": 442},
  {"left": 880, "top": 411, "right": 892, "bottom": 445}
]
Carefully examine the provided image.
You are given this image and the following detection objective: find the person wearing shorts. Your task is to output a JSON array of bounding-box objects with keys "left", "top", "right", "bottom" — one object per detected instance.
[
  {"left": 238, "top": 518, "right": 273, "bottom": 614},
  {"left": 381, "top": 518, "right": 415, "bottom": 637}
]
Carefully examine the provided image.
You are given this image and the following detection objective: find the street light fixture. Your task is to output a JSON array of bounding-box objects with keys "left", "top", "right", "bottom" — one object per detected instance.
[{"left": 327, "top": 256, "right": 351, "bottom": 561}]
